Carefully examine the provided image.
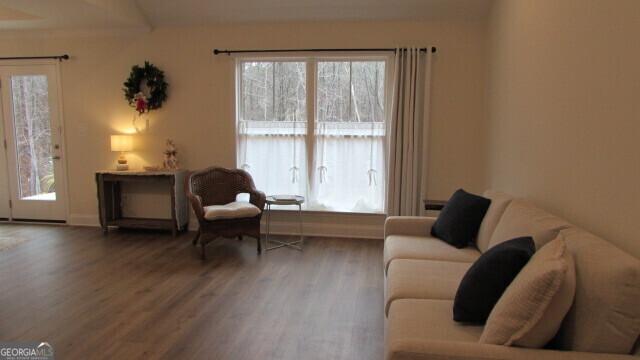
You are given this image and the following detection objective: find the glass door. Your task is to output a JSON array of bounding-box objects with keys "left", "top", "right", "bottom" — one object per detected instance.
[{"left": 0, "top": 64, "right": 67, "bottom": 221}]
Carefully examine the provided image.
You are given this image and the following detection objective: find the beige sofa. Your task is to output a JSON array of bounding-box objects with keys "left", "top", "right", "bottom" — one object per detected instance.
[{"left": 384, "top": 191, "right": 640, "bottom": 360}]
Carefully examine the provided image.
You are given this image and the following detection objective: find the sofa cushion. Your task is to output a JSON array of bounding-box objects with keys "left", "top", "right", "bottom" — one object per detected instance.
[
  {"left": 387, "top": 299, "right": 484, "bottom": 357},
  {"left": 476, "top": 190, "right": 514, "bottom": 253},
  {"left": 480, "top": 235, "right": 576, "bottom": 348},
  {"left": 431, "top": 189, "right": 491, "bottom": 248},
  {"left": 384, "top": 235, "right": 481, "bottom": 273},
  {"left": 488, "top": 199, "right": 571, "bottom": 250},
  {"left": 555, "top": 227, "right": 640, "bottom": 354},
  {"left": 385, "top": 259, "right": 471, "bottom": 315},
  {"left": 203, "top": 201, "right": 261, "bottom": 220},
  {"left": 454, "top": 236, "right": 535, "bottom": 324}
]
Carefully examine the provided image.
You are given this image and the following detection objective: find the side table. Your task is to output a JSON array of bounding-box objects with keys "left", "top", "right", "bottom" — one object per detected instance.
[{"left": 265, "top": 195, "right": 304, "bottom": 251}]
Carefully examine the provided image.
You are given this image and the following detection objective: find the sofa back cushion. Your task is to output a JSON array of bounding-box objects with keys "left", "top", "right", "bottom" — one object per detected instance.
[
  {"left": 488, "top": 199, "right": 571, "bottom": 250},
  {"left": 476, "top": 190, "right": 514, "bottom": 253},
  {"left": 555, "top": 227, "right": 640, "bottom": 354}
]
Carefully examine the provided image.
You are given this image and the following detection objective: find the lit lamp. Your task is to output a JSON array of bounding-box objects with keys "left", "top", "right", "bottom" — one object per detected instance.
[{"left": 110, "top": 135, "right": 133, "bottom": 171}]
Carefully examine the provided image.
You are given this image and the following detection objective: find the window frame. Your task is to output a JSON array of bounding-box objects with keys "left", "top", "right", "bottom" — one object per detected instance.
[{"left": 235, "top": 53, "right": 394, "bottom": 215}]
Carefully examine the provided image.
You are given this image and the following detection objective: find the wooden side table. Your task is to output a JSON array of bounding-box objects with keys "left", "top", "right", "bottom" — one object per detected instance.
[
  {"left": 264, "top": 195, "right": 304, "bottom": 251},
  {"left": 96, "top": 170, "right": 189, "bottom": 237},
  {"left": 424, "top": 199, "right": 447, "bottom": 211}
]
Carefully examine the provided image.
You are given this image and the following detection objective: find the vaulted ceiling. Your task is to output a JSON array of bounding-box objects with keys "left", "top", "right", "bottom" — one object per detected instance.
[{"left": 0, "top": 0, "right": 492, "bottom": 30}]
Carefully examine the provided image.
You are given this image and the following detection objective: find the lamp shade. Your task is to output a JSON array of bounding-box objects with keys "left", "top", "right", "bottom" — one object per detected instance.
[{"left": 110, "top": 135, "right": 133, "bottom": 152}]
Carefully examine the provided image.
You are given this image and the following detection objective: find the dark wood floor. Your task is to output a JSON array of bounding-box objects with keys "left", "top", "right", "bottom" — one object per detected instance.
[{"left": 0, "top": 224, "right": 384, "bottom": 360}]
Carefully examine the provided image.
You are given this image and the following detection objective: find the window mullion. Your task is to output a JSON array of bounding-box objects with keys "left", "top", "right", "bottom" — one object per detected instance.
[
  {"left": 349, "top": 61, "right": 353, "bottom": 122},
  {"left": 306, "top": 59, "right": 316, "bottom": 202},
  {"left": 271, "top": 61, "right": 276, "bottom": 120}
]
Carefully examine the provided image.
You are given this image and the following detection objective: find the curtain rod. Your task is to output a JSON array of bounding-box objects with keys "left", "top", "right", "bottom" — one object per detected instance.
[
  {"left": 213, "top": 47, "right": 436, "bottom": 55},
  {"left": 0, "top": 55, "right": 69, "bottom": 61}
]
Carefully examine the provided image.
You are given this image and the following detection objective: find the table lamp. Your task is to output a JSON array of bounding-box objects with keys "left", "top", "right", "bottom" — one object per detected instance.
[{"left": 111, "top": 135, "right": 133, "bottom": 171}]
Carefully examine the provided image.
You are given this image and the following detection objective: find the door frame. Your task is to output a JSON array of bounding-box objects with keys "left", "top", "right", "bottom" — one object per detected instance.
[{"left": 0, "top": 59, "right": 69, "bottom": 222}]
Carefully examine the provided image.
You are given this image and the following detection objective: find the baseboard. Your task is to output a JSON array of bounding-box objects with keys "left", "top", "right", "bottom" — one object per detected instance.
[
  {"left": 68, "top": 214, "right": 100, "bottom": 227},
  {"left": 72, "top": 212, "right": 384, "bottom": 239}
]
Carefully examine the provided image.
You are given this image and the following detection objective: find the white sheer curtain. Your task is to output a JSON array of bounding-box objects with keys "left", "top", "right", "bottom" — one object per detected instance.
[
  {"left": 237, "top": 120, "right": 308, "bottom": 199},
  {"left": 309, "top": 122, "right": 386, "bottom": 212},
  {"left": 386, "top": 47, "right": 433, "bottom": 216}
]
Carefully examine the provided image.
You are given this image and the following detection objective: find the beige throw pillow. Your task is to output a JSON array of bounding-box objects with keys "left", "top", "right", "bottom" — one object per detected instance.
[{"left": 480, "top": 235, "right": 576, "bottom": 348}]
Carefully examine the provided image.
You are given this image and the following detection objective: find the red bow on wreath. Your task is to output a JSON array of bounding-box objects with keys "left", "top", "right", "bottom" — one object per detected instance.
[{"left": 134, "top": 92, "right": 148, "bottom": 114}]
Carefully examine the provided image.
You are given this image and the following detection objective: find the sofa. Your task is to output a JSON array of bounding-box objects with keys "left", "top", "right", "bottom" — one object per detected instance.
[{"left": 383, "top": 190, "right": 640, "bottom": 360}]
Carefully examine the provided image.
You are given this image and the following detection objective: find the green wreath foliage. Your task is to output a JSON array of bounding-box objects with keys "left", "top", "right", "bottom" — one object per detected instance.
[{"left": 123, "top": 61, "right": 168, "bottom": 111}]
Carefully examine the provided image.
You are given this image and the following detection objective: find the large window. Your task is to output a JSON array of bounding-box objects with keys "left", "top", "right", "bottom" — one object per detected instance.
[{"left": 237, "top": 57, "right": 388, "bottom": 213}]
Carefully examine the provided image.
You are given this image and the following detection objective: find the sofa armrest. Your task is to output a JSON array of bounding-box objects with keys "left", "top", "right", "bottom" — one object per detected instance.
[
  {"left": 384, "top": 216, "right": 437, "bottom": 238},
  {"left": 386, "top": 339, "right": 636, "bottom": 360}
]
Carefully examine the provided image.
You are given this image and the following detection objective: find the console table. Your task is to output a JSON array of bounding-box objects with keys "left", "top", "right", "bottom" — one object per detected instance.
[{"left": 96, "top": 170, "right": 189, "bottom": 236}]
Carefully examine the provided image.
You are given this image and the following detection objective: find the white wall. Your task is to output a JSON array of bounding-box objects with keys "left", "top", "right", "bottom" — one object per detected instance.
[
  {"left": 486, "top": 0, "right": 640, "bottom": 257},
  {"left": 0, "top": 20, "right": 488, "bottom": 237}
]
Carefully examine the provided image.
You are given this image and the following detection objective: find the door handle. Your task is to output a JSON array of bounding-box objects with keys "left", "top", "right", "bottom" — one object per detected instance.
[{"left": 53, "top": 156, "right": 61, "bottom": 160}]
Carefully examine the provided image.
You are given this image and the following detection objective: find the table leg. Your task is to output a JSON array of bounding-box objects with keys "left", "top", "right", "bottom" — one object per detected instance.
[
  {"left": 265, "top": 203, "right": 271, "bottom": 247},
  {"left": 170, "top": 177, "right": 177, "bottom": 237},
  {"left": 298, "top": 203, "right": 304, "bottom": 249}
]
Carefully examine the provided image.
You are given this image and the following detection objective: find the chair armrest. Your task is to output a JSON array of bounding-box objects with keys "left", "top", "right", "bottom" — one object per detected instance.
[
  {"left": 384, "top": 216, "right": 437, "bottom": 238},
  {"left": 188, "top": 193, "right": 205, "bottom": 221},
  {"left": 249, "top": 190, "right": 266, "bottom": 211},
  {"left": 387, "top": 339, "right": 636, "bottom": 360}
]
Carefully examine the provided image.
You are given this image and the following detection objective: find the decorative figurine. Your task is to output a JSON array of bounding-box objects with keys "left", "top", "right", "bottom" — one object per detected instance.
[{"left": 163, "top": 139, "right": 179, "bottom": 170}]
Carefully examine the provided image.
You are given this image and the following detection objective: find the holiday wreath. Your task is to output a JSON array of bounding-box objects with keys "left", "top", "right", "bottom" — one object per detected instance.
[{"left": 123, "top": 61, "right": 168, "bottom": 114}]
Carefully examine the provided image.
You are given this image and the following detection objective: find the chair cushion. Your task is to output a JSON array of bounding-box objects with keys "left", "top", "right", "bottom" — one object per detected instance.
[
  {"left": 480, "top": 235, "right": 576, "bottom": 348},
  {"left": 488, "top": 199, "right": 571, "bottom": 250},
  {"left": 431, "top": 189, "right": 491, "bottom": 248},
  {"left": 476, "top": 190, "right": 514, "bottom": 253},
  {"left": 555, "top": 227, "right": 640, "bottom": 354},
  {"left": 384, "top": 235, "right": 481, "bottom": 273},
  {"left": 454, "top": 236, "right": 535, "bottom": 324},
  {"left": 386, "top": 299, "right": 484, "bottom": 358},
  {"left": 385, "top": 259, "right": 471, "bottom": 315},
  {"left": 203, "top": 201, "right": 261, "bottom": 221}
]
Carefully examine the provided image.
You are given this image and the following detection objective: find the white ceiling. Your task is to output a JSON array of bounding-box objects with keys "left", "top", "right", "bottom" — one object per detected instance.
[{"left": 0, "top": 0, "right": 492, "bottom": 30}]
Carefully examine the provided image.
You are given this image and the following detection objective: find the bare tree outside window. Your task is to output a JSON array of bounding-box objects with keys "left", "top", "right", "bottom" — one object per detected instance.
[
  {"left": 241, "top": 62, "right": 306, "bottom": 122},
  {"left": 317, "top": 61, "right": 385, "bottom": 123},
  {"left": 10, "top": 75, "right": 56, "bottom": 200}
]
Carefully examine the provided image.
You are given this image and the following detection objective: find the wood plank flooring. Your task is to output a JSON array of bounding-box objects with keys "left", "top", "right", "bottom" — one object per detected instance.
[{"left": 0, "top": 224, "right": 384, "bottom": 360}]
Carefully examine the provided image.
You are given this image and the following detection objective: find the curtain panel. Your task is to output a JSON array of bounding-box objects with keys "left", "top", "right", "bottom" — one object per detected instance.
[{"left": 386, "top": 47, "right": 433, "bottom": 216}]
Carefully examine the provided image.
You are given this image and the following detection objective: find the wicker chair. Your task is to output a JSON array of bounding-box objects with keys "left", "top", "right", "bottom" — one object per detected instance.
[{"left": 186, "top": 166, "right": 266, "bottom": 259}]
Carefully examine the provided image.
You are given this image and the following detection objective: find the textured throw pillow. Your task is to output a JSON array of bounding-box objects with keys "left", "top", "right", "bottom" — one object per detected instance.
[
  {"left": 480, "top": 235, "right": 576, "bottom": 348},
  {"left": 453, "top": 236, "right": 535, "bottom": 324},
  {"left": 431, "top": 189, "right": 491, "bottom": 248}
]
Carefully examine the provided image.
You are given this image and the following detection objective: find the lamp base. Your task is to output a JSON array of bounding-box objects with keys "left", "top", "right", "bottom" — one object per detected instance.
[
  {"left": 116, "top": 153, "right": 129, "bottom": 171},
  {"left": 116, "top": 163, "right": 129, "bottom": 171}
]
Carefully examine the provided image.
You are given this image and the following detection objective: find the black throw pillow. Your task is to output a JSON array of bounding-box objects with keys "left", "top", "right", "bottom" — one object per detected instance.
[
  {"left": 453, "top": 236, "right": 535, "bottom": 324},
  {"left": 431, "top": 189, "right": 491, "bottom": 248}
]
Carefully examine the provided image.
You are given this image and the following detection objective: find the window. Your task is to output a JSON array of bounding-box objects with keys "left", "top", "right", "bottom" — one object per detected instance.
[{"left": 237, "top": 57, "right": 388, "bottom": 213}]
